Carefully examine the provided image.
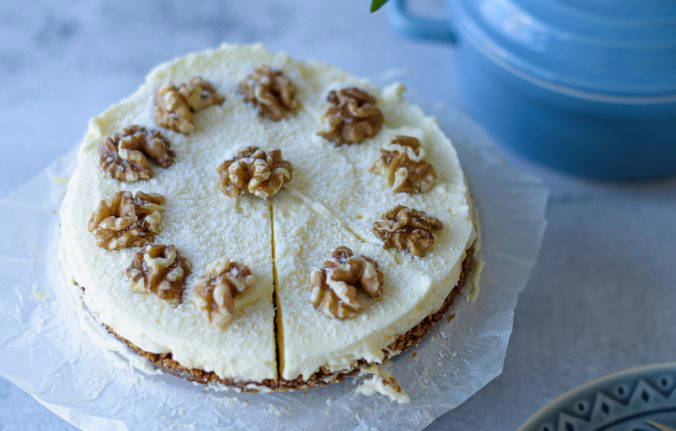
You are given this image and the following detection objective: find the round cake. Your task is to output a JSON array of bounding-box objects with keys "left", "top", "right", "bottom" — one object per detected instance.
[{"left": 59, "top": 44, "right": 478, "bottom": 393}]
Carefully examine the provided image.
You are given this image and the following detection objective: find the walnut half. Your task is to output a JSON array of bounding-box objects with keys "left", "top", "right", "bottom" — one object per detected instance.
[
  {"left": 194, "top": 260, "right": 255, "bottom": 329},
  {"left": 240, "top": 66, "right": 300, "bottom": 121},
  {"left": 371, "top": 135, "right": 436, "bottom": 193},
  {"left": 372, "top": 205, "right": 443, "bottom": 257},
  {"left": 88, "top": 191, "right": 165, "bottom": 250},
  {"left": 217, "top": 146, "right": 293, "bottom": 199},
  {"left": 310, "top": 246, "right": 383, "bottom": 320},
  {"left": 319, "top": 87, "right": 384, "bottom": 145},
  {"left": 155, "top": 77, "right": 224, "bottom": 134},
  {"left": 99, "top": 126, "right": 175, "bottom": 182},
  {"left": 179, "top": 77, "right": 225, "bottom": 112},
  {"left": 127, "top": 244, "right": 192, "bottom": 305}
]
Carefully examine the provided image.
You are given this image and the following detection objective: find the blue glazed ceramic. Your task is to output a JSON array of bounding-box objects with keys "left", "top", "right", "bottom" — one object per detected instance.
[
  {"left": 389, "top": 0, "right": 676, "bottom": 180},
  {"left": 519, "top": 363, "right": 676, "bottom": 431}
]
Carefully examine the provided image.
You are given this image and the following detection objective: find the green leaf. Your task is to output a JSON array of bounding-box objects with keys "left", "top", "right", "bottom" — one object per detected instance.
[{"left": 370, "top": 0, "right": 390, "bottom": 13}]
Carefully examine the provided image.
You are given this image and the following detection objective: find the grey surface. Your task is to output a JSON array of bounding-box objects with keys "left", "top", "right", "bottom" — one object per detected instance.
[{"left": 0, "top": 1, "right": 674, "bottom": 430}]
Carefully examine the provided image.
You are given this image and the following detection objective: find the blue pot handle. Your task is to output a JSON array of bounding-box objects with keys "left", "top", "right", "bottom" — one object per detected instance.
[{"left": 388, "top": 0, "right": 456, "bottom": 43}]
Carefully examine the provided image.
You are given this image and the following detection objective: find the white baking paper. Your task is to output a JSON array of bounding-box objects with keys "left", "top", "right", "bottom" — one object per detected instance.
[{"left": 0, "top": 103, "right": 548, "bottom": 431}]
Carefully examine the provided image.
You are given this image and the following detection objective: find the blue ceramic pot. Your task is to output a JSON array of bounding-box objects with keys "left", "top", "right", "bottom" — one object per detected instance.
[{"left": 389, "top": 0, "right": 676, "bottom": 180}]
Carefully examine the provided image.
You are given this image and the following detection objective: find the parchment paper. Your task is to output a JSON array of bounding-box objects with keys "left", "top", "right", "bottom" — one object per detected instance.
[{"left": 0, "top": 103, "right": 548, "bottom": 430}]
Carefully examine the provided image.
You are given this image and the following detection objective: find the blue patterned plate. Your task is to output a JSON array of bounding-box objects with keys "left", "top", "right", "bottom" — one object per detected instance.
[{"left": 520, "top": 363, "right": 676, "bottom": 431}]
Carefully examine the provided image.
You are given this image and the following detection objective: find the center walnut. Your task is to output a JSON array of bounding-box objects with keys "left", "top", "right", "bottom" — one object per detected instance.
[{"left": 217, "top": 146, "right": 293, "bottom": 199}]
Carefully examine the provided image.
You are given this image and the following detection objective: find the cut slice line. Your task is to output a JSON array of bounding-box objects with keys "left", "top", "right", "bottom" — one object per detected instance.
[{"left": 269, "top": 199, "right": 284, "bottom": 382}]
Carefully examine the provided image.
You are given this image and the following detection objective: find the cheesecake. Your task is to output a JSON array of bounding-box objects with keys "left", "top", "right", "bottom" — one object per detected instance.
[{"left": 60, "top": 44, "right": 478, "bottom": 392}]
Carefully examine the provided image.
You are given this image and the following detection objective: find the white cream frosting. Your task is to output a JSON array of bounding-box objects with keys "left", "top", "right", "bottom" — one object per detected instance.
[{"left": 60, "top": 44, "right": 476, "bottom": 385}]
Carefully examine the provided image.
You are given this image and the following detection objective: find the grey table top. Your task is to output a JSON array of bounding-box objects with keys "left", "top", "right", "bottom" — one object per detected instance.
[{"left": 1, "top": 1, "right": 674, "bottom": 430}]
